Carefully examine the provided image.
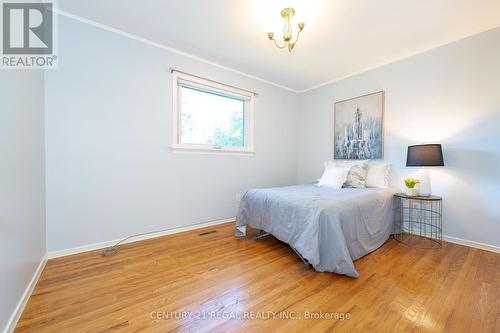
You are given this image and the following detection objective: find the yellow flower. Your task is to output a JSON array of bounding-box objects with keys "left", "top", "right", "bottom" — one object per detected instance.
[{"left": 404, "top": 177, "right": 420, "bottom": 188}]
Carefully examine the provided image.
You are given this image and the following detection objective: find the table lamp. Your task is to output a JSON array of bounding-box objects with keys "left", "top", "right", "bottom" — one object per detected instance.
[{"left": 406, "top": 144, "right": 444, "bottom": 196}]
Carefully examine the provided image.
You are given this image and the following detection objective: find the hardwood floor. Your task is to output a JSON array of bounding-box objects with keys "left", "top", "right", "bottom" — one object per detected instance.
[{"left": 16, "top": 222, "right": 499, "bottom": 332}]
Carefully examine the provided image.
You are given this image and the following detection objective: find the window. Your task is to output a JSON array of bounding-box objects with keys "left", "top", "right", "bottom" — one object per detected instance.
[{"left": 172, "top": 71, "right": 255, "bottom": 154}]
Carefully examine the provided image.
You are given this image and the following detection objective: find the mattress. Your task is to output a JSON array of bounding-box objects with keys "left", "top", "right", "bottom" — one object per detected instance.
[{"left": 235, "top": 184, "right": 395, "bottom": 277}]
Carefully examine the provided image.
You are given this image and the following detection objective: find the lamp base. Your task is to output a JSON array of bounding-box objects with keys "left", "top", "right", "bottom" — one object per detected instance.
[{"left": 417, "top": 169, "right": 431, "bottom": 196}]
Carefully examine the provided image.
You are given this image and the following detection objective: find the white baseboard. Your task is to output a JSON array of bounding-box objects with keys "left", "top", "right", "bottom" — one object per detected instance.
[
  {"left": 48, "top": 217, "right": 235, "bottom": 259},
  {"left": 398, "top": 226, "right": 499, "bottom": 253},
  {"left": 3, "top": 254, "right": 48, "bottom": 333},
  {"left": 48, "top": 217, "right": 499, "bottom": 259},
  {"left": 443, "top": 235, "right": 499, "bottom": 253}
]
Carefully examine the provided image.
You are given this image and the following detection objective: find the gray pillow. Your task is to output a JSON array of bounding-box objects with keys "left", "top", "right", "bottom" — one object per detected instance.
[{"left": 333, "top": 160, "right": 369, "bottom": 188}]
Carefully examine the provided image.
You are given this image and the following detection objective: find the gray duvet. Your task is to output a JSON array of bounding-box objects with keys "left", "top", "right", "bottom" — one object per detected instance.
[{"left": 235, "top": 184, "right": 395, "bottom": 277}]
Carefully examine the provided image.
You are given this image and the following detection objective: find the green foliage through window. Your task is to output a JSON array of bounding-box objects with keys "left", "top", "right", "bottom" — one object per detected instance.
[{"left": 180, "top": 86, "right": 245, "bottom": 148}]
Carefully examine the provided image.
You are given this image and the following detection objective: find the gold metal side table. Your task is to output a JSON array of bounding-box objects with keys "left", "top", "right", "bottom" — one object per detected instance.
[{"left": 393, "top": 193, "right": 442, "bottom": 248}]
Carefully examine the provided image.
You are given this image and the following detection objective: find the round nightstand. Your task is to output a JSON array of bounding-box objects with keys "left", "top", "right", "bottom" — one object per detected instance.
[{"left": 393, "top": 193, "right": 442, "bottom": 248}]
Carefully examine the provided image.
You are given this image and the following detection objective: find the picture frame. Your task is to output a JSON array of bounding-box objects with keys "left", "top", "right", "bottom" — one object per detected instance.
[{"left": 334, "top": 91, "right": 384, "bottom": 159}]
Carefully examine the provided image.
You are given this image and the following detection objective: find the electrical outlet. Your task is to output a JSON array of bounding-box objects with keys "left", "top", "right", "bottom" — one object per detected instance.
[{"left": 235, "top": 193, "right": 241, "bottom": 202}]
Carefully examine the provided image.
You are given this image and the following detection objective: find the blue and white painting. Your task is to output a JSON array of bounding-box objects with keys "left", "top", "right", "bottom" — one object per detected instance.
[{"left": 334, "top": 91, "right": 383, "bottom": 159}]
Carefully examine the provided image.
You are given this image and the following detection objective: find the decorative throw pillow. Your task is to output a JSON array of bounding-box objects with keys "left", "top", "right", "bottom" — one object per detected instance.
[
  {"left": 365, "top": 163, "right": 390, "bottom": 188},
  {"left": 325, "top": 160, "right": 369, "bottom": 188},
  {"left": 317, "top": 166, "right": 351, "bottom": 189}
]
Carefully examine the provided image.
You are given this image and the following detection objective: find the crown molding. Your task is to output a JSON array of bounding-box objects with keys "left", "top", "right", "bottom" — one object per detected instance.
[
  {"left": 54, "top": 10, "right": 500, "bottom": 95},
  {"left": 54, "top": 9, "right": 301, "bottom": 94},
  {"left": 297, "top": 25, "right": 500, "bottom": 93}
]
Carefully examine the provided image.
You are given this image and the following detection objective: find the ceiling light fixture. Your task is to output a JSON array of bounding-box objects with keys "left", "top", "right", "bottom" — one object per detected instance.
[{"left": 267, "top": 7, "right": 305, "bottom": 53}]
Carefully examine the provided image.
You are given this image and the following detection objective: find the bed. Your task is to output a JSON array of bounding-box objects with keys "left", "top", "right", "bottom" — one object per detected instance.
[{"left": 235, "top": 184, "right": 395, "bottom": 277}]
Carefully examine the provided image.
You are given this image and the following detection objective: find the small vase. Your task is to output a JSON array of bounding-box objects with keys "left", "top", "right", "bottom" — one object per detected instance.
[{"left": 405, "top": 187, "right": 418, "bottom": 196}]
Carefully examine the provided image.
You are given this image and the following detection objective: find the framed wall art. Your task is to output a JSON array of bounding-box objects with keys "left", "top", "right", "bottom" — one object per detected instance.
[{"left": 334, "top": 91, "right": 384, "bottom": 159}]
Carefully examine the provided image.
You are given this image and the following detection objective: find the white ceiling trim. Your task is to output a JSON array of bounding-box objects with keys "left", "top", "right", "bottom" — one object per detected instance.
[
  {"left": 298, "top": 27, "right": 498, "bottom": 94},
  {"left": 54, "top": 9, "right": 499, "bottom": 95},
  {"left": 54, "top": 9, "right": 301, "bottom": 94}
]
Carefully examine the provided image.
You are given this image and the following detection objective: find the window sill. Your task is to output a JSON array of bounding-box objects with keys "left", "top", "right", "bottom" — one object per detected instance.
[{"left": 170, "top": 145, "right": 255, "bottom": 156}]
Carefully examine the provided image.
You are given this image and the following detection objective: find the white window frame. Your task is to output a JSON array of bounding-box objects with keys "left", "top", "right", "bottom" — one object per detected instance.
[{"left": 171, "top": 72, "right": 255, "bottom": 155}]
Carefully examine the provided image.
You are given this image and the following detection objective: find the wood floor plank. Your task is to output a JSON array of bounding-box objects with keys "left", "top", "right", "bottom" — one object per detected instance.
[{"left": 15, "top": 222, "right": 499, "bottom": 333}]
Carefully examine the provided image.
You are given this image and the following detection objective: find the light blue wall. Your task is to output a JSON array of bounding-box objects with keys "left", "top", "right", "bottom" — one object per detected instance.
[
  {"left": 297, "top": 27, "right": 500, "bottom": 247},
  {"left": 45, "top": 18, "right": 500, "bottom": 252},
  {"left": 0, "top": 70, "right": 46, "bottom": 330},
  {"left": 45, "top": 17, "right": 300, "bottom": 252}
]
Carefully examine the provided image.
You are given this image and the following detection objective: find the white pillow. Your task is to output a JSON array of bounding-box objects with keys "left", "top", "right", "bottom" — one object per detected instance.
[
  {"left": 324, "top": 160, "right": 370, "bottom": 188},
  {"left": 317, "top": 166, "right": 350, "bottom": 189},
  {"left": 365, "top": 163, "right": 390, "bottom": 188}
]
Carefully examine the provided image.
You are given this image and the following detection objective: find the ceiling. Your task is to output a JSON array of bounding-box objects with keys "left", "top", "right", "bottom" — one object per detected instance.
[{"left": 58, "top": 0, "right": 500, "bottom": 92}]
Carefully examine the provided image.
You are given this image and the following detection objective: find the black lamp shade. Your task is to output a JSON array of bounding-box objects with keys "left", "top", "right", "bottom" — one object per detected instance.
[{"left": 406, "top": 144, "right": 444, "bottom": 167}]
